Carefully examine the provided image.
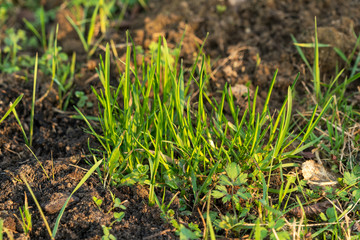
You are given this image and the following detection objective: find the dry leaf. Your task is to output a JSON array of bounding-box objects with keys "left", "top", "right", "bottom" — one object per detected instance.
[
  {"left": 302, "top": 160, "right": 339, "bottom": 188},
  {"left": 289, "top": 201, "right": 332, "bottom": 218}
]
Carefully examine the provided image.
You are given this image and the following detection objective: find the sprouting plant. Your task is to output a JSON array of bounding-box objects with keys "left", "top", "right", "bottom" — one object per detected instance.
[
  {"left": 11, "top": 53, "right": 39, "bottom": 147},
  {"left": 0, "top": 94, "right": 23, "bottom": 126},
  {"left": 115, "top": 163, "right": 150, "bottom": 186},
  {"left": 101, "top": 225, "right": 116, "bottom": 240},
  {"left": 212, "top": 162, "right": 251, "bottom": 217},
  {"left": 99, "top": 192, "right": 127, "bottom": 240},
  {"left": 66, "top": 0, "right": 106, "bottom": 58},
  {"left": 23, "top": 6, "right": 50, "bottom": 51},
  {"left": 93, "top": 196, "right": 103, "bottom": 210},
  {"left": 75, "top": 91, "right": 93, "bottom": 108},
  {"left": 0, "top": 28, "right": 26, "bottom": 73},
  {"left": 18, "top": 193, "right": 32, "bottom": 236}
]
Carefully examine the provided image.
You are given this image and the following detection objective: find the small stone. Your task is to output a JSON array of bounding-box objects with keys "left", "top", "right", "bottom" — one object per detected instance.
[{"left": 44, "top": 193, "right": 78, "bottom": 214}]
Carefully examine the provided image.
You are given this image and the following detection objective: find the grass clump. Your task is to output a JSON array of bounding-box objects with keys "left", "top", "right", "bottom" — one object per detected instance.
[{"left": 74, "top": 24, "right": 360, "bottom": 238}]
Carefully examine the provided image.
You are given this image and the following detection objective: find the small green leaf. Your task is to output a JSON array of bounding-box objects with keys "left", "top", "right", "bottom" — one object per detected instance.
[
  {"left": 352, "top": 189, "right": 360, "bottom": 201},
  {"left": 326, "top": 207, "right": 336, "bottom": 222},
  {"left": 234, "top": 173, "right": 248, "bottom": 186},
  {"left": 222, "top": 195, "right": 232, "bottom": 203},
  {"left": 225, "top": 162, "right": 241, "bottom": 181},
  {"left": 75, "top": 91, "right": 84, "bottom": 98},
  {"left": 113, "top": 212, "right": 125, "bottom": 222},
  {"left": 274, "top": 219, "right": 286, "bottom": 230},
  {"left": 219, "top": 175, "right": 232, "bottom": 186},
  {"left": 114, "top": 198, "right": 121, "bottom": 208},
  {"left": 344, "top": 172, "right": 357, "bottom": 186},
  {"left": 102, "top": 225, "right": 110, "bottom": 235},
  {"left": 236, "top": 188, "right": 251, "bottom": 200},
  {"left": 179, "top": 224, "right": 201, "bottom": 240},
  {"left": 93, "top": 196, "right": 103, "bottom": 207},
  {"left": 319, "top": 212, "right": 327, "bottom": 221},
  {"left": 212, "top": 186, "right": 227, "bottom": 199}
]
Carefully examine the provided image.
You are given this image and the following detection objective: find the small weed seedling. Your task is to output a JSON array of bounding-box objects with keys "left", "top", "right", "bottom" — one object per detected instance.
[
  {"left": 0, "top": 28, "right": 26, "bottom": 73},
  {"left": 92, "top": 196, "right": 103, "bottom": 211},
  {"left": 66, "top": 0, "right": 107, "bottom": 58},
  {"left": 18, "top": 193, "right": 32, "bottom": 236},
  {"left": 212, "top": 163, "right": 251, "bottom": 211},
  {"left": 0, "top": 94, "right": 23, "bottom": 125},
  {"left": 75, "top": 91, "right": 93, "bottom": 108},
  {"left": 11, "top": 53, "right": 39, "bottom": 146},
  {"left": 99, "top": 193, "right": 127, "bottom": 240}
]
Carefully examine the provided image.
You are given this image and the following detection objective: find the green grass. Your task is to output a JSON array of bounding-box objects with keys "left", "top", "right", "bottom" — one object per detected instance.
[
  {"left": 1, "top": 2, "right": 359, "bottom": 238},
  {"left": 74, "top": 24, "right": 360, "bottom": 238}
]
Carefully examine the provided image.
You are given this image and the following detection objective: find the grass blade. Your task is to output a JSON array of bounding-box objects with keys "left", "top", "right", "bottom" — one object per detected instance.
[
  {"left": 66, "top": 15, "right": 88, "bottom": 52},
  {"left": 21, "top": 175, "right": 53, "bottom": 239},
  {"left": 29, "top": 53, "right": 38, "bottom": 147},
  {"left": 52, "top": 159, "right": 103, "bottom": 238},
  {"left": 0, "top": 94, "right": 23, "bottom": 125}
]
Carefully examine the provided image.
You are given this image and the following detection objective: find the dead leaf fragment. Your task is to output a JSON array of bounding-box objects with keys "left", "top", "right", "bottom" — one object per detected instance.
[
  {"left": 302, "top": 160, "right": 339, "bottom": 187},
  {"left": 289, "top": 201, "right": 332, "bottom": 218}
]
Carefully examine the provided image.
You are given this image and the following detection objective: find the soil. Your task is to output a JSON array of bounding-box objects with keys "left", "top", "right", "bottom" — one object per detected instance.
[{"left": 1, "top": 0, "right": 360, "bottom": 239}]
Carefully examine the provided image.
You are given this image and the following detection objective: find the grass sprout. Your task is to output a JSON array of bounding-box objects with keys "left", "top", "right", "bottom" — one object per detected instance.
[
  {"left": 0, "top": 94, "right": 23, "bottom": 125},
  {"left": 21, "top": 159, "right": 102, "bottom": 240}
]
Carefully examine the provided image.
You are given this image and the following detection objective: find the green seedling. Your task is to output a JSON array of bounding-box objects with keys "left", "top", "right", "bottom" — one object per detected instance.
[
  {"left": 18, "top": 193, "right": 32, "bottom": 236},
  {"left": 212, "top": 162, "right": 251, "bottom": 217},
  {"left": 66, "top": 3, "right": 104, "bottom": 58},
  {"left": 0, "top": 28, "right": 26, "bottom": 73},
  {"left": 11, "top": 53, "right": 38, "bottom": 147},
  {"left": 8, "top": 53, "right": 38, "bottom": 147},
  {"left": 101, "top": 225, "right": 116, "bottom": 240},
  {"left": 92, "top": 196, "right": 103, "bottom": 210},
  {"left": 205, "top": 192, "right": 216, "bottom": 240},
  {"left": 117, "top": 163, "right": 150, "bottom": 186},
  {"left": 0, "top": 94, "right": 23, "bottom": 125},
  {"left": 29, "top": 53, "right": 38, "bottom": 147},
  {"left": 154, "top": 189, "right": 201, "bottom": 239},
  {"left": 23, "top": 6, "right": 48, "bottom": 50},
  {"left": 75, "top": 91, "right": 93, "bottom": 108},
  {"left": 100, "top": 195, "right": 126, "bottom": 240}
]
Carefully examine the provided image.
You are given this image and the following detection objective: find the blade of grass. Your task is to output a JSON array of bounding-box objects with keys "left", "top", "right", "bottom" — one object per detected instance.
[
  {"left": 0, "top": 94, "right": 23, "bottom": 125},
  {"left": 12, "top": 107, "right": 29, "bottom": 146},
  {"left": 291, "top": 34, "right": 313, "bottom": 75},
  {"left": 52, "top": 159, "right": 103, "bottom": 238},
  {"left": 21, "top": 174, "right": 53, "bottom": 239},
  {"left": 29, "top": 53, "right": 38, "bottom": 147},
  {"left": 66, "top": 15, "right": 88, "bottom": 52},
  {"left": 314, "top": 17, "right": 321, "bottom": 101}
]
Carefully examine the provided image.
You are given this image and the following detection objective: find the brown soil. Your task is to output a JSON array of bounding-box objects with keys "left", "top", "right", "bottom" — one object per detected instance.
[{"left": 1, "top": 0, "right": 360, "bottom": 239}]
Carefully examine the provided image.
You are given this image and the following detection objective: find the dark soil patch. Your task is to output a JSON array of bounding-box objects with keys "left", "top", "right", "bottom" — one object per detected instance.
[{"left": 1, "top": 0, "right": 360, "bottom": 239}]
